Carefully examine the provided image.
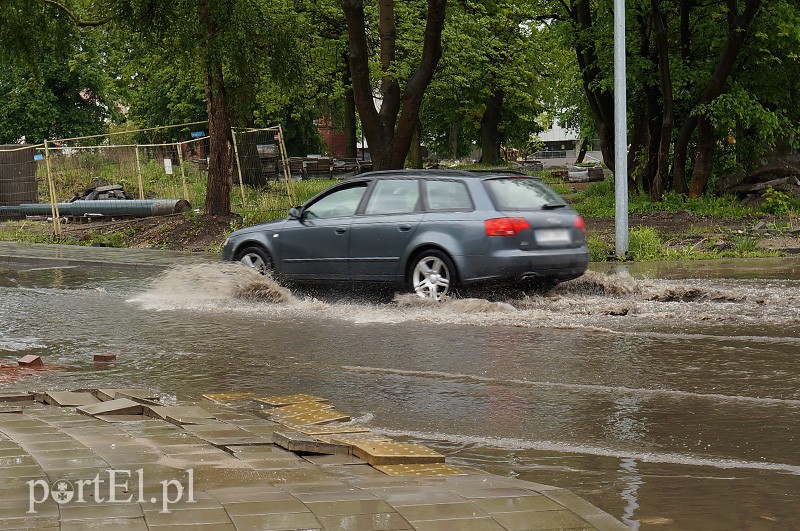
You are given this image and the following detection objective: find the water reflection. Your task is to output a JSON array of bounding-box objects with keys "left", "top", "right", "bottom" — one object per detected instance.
[{"left": 1, "top": 260, "right": 799, "bottom": 529}]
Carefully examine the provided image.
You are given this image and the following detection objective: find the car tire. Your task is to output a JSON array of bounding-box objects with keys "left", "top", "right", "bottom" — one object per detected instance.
[
  {"left": 407, "top": 250, "right": 457, "bottom": 301},
  {"left": 235, "top": 246, "right": 273, "bottom": 275}
]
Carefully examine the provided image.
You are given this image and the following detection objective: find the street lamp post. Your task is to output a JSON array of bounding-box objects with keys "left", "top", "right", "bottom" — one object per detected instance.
[{"left": 614, "top": 0, "right": 629, "bottom": 258}]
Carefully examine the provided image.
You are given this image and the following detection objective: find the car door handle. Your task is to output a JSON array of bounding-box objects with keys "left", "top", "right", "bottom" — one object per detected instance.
[
  {"left": 334, "top": 227, "right": 347, "bottom": 234},
  {"left": 398, "top": 224, "right": 411, "bottom": 232}
]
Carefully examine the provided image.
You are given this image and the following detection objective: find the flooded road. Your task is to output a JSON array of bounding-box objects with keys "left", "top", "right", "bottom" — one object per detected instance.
[{"left": 1, "top": 255, "right": 799, "bottom": 530}]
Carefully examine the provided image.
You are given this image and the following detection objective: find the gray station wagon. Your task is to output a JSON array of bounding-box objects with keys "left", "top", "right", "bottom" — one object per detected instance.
[{"left": 221, "top": 169, "right": 588, "bottom": 299}]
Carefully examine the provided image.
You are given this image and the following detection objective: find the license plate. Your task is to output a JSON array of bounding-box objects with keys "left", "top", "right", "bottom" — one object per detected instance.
[{"left": 535, "top": 228, "right": 571, "bottom": 244}]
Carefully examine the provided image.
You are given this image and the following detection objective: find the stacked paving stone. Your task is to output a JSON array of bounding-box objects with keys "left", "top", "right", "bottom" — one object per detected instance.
[{"left": 0, "top": 389, "right": 627, "bottom": 530}]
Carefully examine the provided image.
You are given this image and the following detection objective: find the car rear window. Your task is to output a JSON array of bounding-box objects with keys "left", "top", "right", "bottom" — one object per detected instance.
[
  {"left": 483, "top": 177, "right": 567, "bottom": 210},
  {"left": 425, "top": 180, "right": 473, "bottom": 211}
]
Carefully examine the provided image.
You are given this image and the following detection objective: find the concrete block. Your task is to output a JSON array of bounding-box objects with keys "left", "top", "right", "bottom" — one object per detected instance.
[
  {"left": 0, "top": 393, "right": 34, "bottom": 403},
  {"left": 350, "top": 441, "right": 445, "bottom": 466},
  {"left": 17, "top": 355, "right": 43, "bottom": 367},
  {"left": 93, "top": 353, "right": 117, "bottom": 362},
  {"left": 42, "top": 391, "right": 101, "bottom": 407},
  {"left": 77, "top": 398, "right": 144, "bottom": 417},
  {"left": 273, "top": 431, "right": 350, "bottom": 455}
]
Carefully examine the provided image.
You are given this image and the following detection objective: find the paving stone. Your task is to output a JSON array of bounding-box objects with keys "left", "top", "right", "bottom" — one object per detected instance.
[
  {"left": 298, "top": 424, "right": 369, "bottom": 435},
  {"left": 165, "top": 416, "right": 225, "bottom": 427},
  {"left": 148, "top": 524, "right": 235, "bottom": 531},
  {"left": 266, "top": 401, "right": 335, "bottom": 419},
  {"left": 60, "top": 517, "right": 149, "bottom": 530},
  {"left": 145, "top": 405, "right": 214, "bottom": 420},
  {"left": 223, "top": 498, "right": 310, "bottom": 515},
  {"left": 304, "top": 498, "right": 394, "bottom": 516},
  {"left": 393, "top": 502, "right": 489, "bottom": 522},
  {"left": 95, "top": 415, "right": 150, "bottom": 423},
  {"left": 0, "top": 407, "right": 23, "bottom": 414},
  {"left": 0, "top": 393, "right": 34, "bottom": 403},
  {"left": 143, "top": 508, "right": 233, "bottom": 526},
  {"left": 273, "top": 430, "right": 350, "bottom": 455},
  {"left": 472, "top": 494, "right": 564, "bottom": 514},
  {"left": 411, "top": 517, "right": 505, "bottom": 531},
  {"left": 17, "top": 355, "right": 43, "bottom": 367},
  {"left": 59, "top": 503, "right": 144, "bottom": 520},
  {"left": 318, "top": 511, "right": 412, "bottom": 530},
  {"left": 42, "top": 391, "right": 100, "bottom": 407},
  {"left": 365, "top": 486, "right": 468, "bottom": 506},
  {"left": 202, "top": 392, "right": 255, "bottom": 404},
  {"left": 491, "top": 509, "right": 590, "bottom": 530},
  {"left": 350, "top": 441, "right": 445, "bottom": 466},
  {"left": 374, "top": 463, "right": 466, "bottom": 477},
  {"left": 229, "top": 512, "right": 323, "bottom": 530},
  {"left": 0, "top": 516, "right": 60, "bottom": 529},
  {"left": 302, "top": 453, "right": 368, "bottom": 467},
  {"left": 77, "top": 399, "right": 144, "bottom": 417},
  {"left": 255, "top": 393, "right": 328, "bottom": 406},
  {"left": 205, "top": 486, "right": 290, "bottom": 503}
]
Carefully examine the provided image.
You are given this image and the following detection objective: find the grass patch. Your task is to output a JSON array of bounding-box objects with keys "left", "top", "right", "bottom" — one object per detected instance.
[
  {"left": 589, "top": 225, "right": 782, "bottom": 262},
  {"left": 572, "top": 177, "right": 757, "bottom": 218}
]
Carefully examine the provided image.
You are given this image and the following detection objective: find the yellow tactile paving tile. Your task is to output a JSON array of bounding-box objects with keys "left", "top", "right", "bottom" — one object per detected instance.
[
  {"left": 374, "top": 463, "right": 467, "bottom": 476},
  {"left": 254, "top": 394, "right": 328, "bottom": 406},
  {"left": 349, "top": 441, "right": 445, "bottom": 465}
]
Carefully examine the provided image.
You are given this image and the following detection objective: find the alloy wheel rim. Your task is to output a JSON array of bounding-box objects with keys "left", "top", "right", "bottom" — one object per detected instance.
[
  {"left": 412, "top": 257, "right": 450, "bottom": 300},
  {"left": 240, "top": 253, "right": 267, "bottom": 274}
]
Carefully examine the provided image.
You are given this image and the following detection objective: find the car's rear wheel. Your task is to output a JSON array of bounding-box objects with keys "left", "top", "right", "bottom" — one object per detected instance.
[
  {"left": 235, "top": 246, "right": 273, "bottom": 275},
  {"left": 408, "top": 250, "right": 456, "bottom": 300}
]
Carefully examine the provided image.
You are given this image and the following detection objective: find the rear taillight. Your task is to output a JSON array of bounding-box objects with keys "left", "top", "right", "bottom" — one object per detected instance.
[
  {"left": 485, "top": 217, "right": 530, "bottom": 236},
  {"left": 574, "top": 216, "right": 586, "bottom": 234}
]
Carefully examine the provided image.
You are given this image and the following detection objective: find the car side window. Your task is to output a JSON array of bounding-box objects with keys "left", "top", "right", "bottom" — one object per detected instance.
[
  {"left": 304, "top": 184, "right": 368, "bottom": 219},
  {"left": 425, "top": 180, "right": 473, "bottom": 211},
  {"left": 364, "top": 179, "right": 420, "bottom": 215}
]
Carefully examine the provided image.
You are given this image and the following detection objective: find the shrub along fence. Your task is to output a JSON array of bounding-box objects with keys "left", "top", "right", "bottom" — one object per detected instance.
[{"left": 0, "top": 123, "right": 308, "bottom": 236}]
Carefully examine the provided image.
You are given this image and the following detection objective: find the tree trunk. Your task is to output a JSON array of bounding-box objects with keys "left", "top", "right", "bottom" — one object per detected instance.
[
  {"left": 343, "top": 60, "right": 357, "bottom": 158},
  {"left": 342, "top": 0, "right": 447, "bottom": 171},
  {"left": 448, "top": 121, "right": 459, "bottom": 160},
  {"left": 199, "top": 0, "right": 233, "bottom": 215},
  {"left": 571, "top": 0, "right": 616, "bottom": 173},
  {"left": 479, "top": 89, "right": 504, "bottom": 164},
  {"left": 688, "top": 116, "right": 714, "bottom": 197},
  {"left": 576, "top": 138, "right": 589, "bottom": 163},
  {"left": 407, "top": 120, "right": 423, "bottom": 168},
  {"left": 652, "top": 0, "right": 674, "bottom": 201},
  {"left": 681, "top": 0, "right": 761, "bottom": 196}
]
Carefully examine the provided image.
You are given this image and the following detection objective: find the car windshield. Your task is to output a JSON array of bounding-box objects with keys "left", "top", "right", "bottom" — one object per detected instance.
[{"left": 483, "top": 177, "right": 567, "bottom": 210}]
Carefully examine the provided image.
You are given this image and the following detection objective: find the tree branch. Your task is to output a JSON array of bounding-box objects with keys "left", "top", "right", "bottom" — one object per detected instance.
[{"left": 40, "top": 0, "right": 111, "bottom": 27}]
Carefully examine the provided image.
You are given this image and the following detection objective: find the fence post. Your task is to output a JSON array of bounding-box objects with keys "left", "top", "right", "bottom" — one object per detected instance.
[
  {"left": 43, "top": 140, "right": 62, "bottom": 237},
  {"left": 176, "top": 144, "right": 189, "bottom": 202},
  {"left": 134, "top": 145, "right": 144, "bottom": 199},
  {"left": 277, "top": 125, "right": 296, "bottom": 205},
  {"left": 230, "top": 129, "right": 247, "bottom": 209}
]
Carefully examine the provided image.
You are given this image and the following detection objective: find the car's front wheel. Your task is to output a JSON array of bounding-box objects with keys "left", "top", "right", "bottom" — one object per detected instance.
[
  {"left": 235, "top": 246, "right": 273, "bottom": 275},
  {"left": 408, "top": 250, "right": 456, "bottom": 300}
]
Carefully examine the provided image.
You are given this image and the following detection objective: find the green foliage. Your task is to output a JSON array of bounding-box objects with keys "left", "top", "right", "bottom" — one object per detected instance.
[
  {"left": 761, "top": 187, "right": 800, "bottom": 216},
  {"left": 587, "top": 235, "right": 612, "bottom": 262},
  {"left": 627, "top": 227, "right": 663, "bottom": 261},
  {"left": 573, "top": 178, "right": 755, "bottom": 219}
]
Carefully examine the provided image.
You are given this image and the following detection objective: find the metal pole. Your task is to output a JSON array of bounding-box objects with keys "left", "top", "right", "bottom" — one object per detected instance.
[
  {"left": 43, "top": 140, "right": 62, "bottom": 237},
  {"left": 614, "top": 0, "right": 629, "bottom": 258},
  {"left": 177, "top": 146, "right": 189, "bottom": 202},
  {"left": 230, "top": 129, "right": 248, "bottom": 209},
  {"left": 134, "top": 146, "right": 144, "bottom": 200}
]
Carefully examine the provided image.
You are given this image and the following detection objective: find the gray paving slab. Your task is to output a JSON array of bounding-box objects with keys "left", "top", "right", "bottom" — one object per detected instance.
[{"left": 0, "top": 395, "right": 625, "bottom": 530}]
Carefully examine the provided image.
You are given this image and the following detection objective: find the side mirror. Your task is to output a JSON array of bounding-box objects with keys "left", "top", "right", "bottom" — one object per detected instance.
[{"left": 288, "top": 206, "right": 302, "bottom": 219}]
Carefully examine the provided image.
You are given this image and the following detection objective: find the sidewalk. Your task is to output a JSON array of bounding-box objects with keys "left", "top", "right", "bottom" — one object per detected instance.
[
  {"left": 0, "top": 241, "right": 216, "bottom": 271},
  {"left": 0, "top": 391, "right": 627, "bottom": 531}
]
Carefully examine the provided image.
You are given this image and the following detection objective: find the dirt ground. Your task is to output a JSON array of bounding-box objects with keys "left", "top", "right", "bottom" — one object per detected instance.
[{"left": 5, "top": 210, "right": 800, "bottom": 255}]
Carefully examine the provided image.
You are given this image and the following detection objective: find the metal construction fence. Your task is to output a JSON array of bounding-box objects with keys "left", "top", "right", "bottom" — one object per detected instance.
[{"left": 0, "top": 123, "right": 316, "bottom": 235}]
